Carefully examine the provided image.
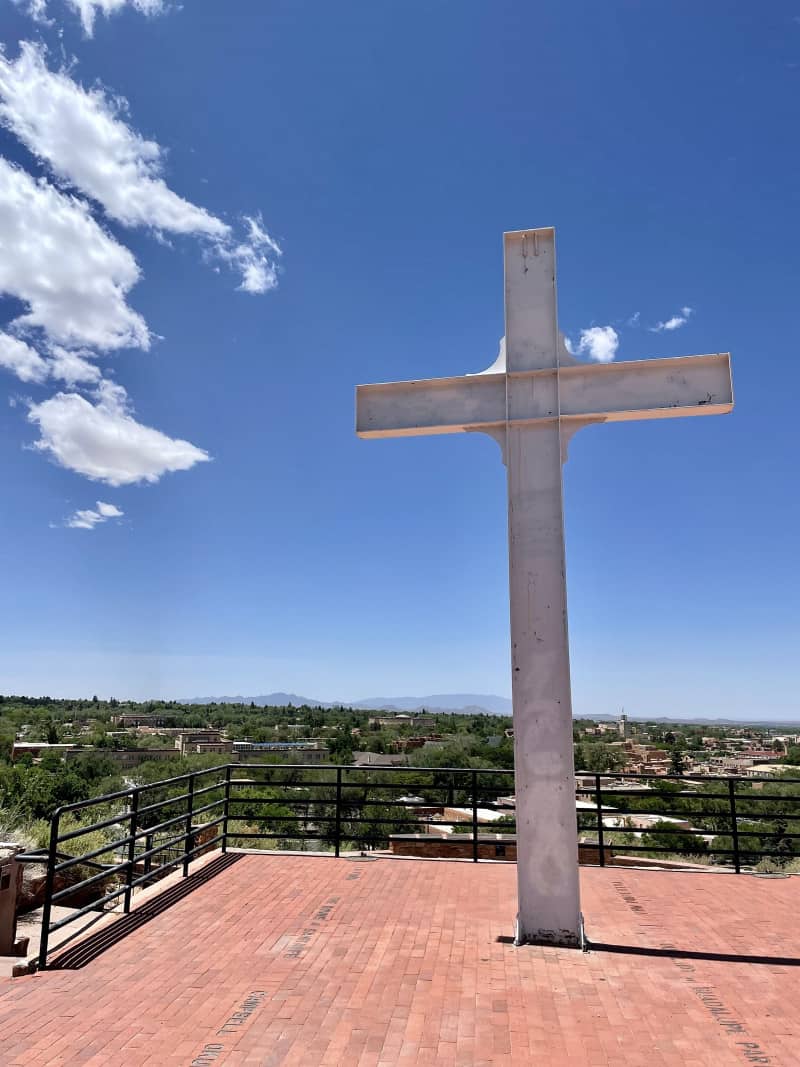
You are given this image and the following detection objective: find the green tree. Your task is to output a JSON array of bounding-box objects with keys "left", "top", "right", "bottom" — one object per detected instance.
[
  {"left": 640, "top": 821, "right": 706, "bottom": 856},
  {"left": 579, "top": 743, "right": 626, "bottom": 773},
  {"left": 670, "top": 748, "right": 687, "bottom": 775}
]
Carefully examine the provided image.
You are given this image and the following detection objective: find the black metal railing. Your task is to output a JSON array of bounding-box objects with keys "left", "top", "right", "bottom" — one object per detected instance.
[
  {"left": 577, "top": 770, "right": 800, "bottom": 873},
  {"left": 24, "top": 763, "right": 800, "bottom": 969},
  {"left": 23, "top": 764, "right": 229, "bottom": 972}
]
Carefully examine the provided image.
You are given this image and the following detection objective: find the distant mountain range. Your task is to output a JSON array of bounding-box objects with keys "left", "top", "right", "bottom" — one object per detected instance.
[{"left": 181, "top": 692, "right": 514, "bottom": 715}]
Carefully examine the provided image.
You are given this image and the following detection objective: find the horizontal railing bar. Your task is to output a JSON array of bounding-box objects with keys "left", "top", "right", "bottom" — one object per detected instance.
[
  {"left": 134, "top": 765, "right": 230, "bottom": 790},
  {"left": 181, "top": 830, "right": 225, "bottom": 860},
  {"left": 136, "top": 814, "right": 227, "bottom": 867},
  {"left": 582, "top": 790, "right": 800, "bottom": 804},
  {"left": 51, "top": 859, "right": 129, "bottom": 902},
  {"left": 55, "top": 801, "right": 229, "bottom": 873},
  {"left": 731, "top": 830, "right": 800, "bottom": 840},
  {"left": 586, "top": 839, "right": 800, "bottom": 857},
  {"left": 55, "top": 839, "right": 130, "bottom": 873},
  {"left": 227, "top": 831, "right": 337, "bottom": 841},
  {"left": 52, "top": 766, "right": 230, "bottom": 817},
  {"left": 135, "top": 791, "right": 193, "bottom": 817},
  {"left": 134, "top": 829, "right": 195, "bottom": 866},
  {"left": 131, "top": 799, "right": 225, "bottom": 842},
  {"left": 593, "top": 826, "right": 800, "bottom": 839},
  {"left": 588, "top": 806, "right": 738, "bottom": 815},
  {"left": 48, "top": 882, "right": 131, "bottom": 932},
  {"left": 134, "top": 781, "right": 225, "bottom": 819},
  {"left": 227, "top": 791, "right": 509, "bottom": 805},
  {"left": 225, "top": 814, "right": 488, "bottom": 830},
  {"left": 579, "top": 772, "right": 800, "bottom": 783},
  {"left": 52, "top": 788, "right": 138, "bottom": 816},
  {"left": 588, "top": 808, "right": 778, "bottom": 821},
  {"left": 605, "top": 844, "right": 732, "bottom": 854},
  {"left": 592, "top": 808, "right": 800, "bottom": 821},
  {"left": 57, "top": 812, "right": 130, "bottom": 842},
  {"left": 127, "top": 836, "right": 226, "bottom": 890},
  {"left": 236, "top": 763, "right": 515, "bottom": 774}
]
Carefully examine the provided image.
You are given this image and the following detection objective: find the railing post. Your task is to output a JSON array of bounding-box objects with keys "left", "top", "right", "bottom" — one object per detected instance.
[
  {"left": 123, "top": 789, "right": 139, "bottom": 913},
  {"left": 334, "top": 767, "right": 342, "bottom": 858},
  {"left": 183, "top": 774, "right": 195, "bottom": 877},
  {"left": 595, "top": 773, "right": 606, "bottom": 868},
  {"left": 728, "top": 777, "right": 741, "bottom": 874},
  {"left": 447, "top": 773, "right": 455, "bottom": 807},
  {"left": 37, "top": 808, "right": 61, "bottom": 972},
  {"left": 471, "top": 770, "right": 479, "bottom": 862},
  {"left": 144, "top": 833, "right": 153, "bottom": 880},
  {"left": 221, "top": 765, "right": 232, "bottom": 854}
]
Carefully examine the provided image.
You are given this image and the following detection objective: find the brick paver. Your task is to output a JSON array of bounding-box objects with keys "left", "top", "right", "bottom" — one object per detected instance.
[{"left": 0, "top": 852, "right": 797, "bottom": 1066}]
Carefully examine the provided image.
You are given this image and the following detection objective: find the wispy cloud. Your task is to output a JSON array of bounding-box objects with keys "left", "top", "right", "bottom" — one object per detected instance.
[
  {"left": 28, "top": 380, "right": 210, "bottom": 487},
  {"left": 0, "top": 44, "right": 281, "bottom": 293},
  {"left": 650, "top": 306, "right": 694, "bottom": 332},
  {"left": 47, "top": 347, "right": 103, "bottom": 386},
  {"left": 0, "top": 157, "right": 148, "bottom": 353},
  {"left": 0, "top": 332, "right": 49, "bottom": 383},
  {"left": 65, "top": 499, "right": 124, "bottom": 530},
  {"left": 627, "top": 311, "right": 640, "bottom": 327},
  {"left": 13, "top": 0, "right": 169, "bottom": 37},
  {"left": 565, "top": 325, "right": 619, "bottom": 363}
]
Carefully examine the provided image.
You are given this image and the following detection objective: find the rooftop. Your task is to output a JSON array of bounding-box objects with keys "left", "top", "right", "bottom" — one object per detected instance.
[{"left": 1, "top": 852, "right": 797, "bottom": 1066}]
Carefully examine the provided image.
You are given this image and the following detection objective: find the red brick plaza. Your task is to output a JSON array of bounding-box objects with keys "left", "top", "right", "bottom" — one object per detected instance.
[{"left": 0, "top": 852, "right": 798, "bottom": 1066}]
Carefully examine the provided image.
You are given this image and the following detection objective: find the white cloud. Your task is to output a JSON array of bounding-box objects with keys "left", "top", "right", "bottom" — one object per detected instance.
[
  {"left": 10, "top": 0, "right": 51, "bottom": 24},
  {"left": 219, "top": 224, "right": 281, "bottom": 295},
  {"left": 0, "top": 44, "right": 225, "bottom": 235},
  {"left": 0, "top": 334, "right": 102, "bottom": 387},
  {"left": 0, "top": 332, "right": 48, "bottom": 383},
  {"left": 48, "top": 347, "right": 102, "bottom": 386},
  {"left": 66, "top": 499, "right": 124, "bottom": 529},
  {"left": 0, "top": 44, "right": 281, "bottom": 292},
  {"left": 627, "top": 311, "right": 641, "bottom": 327},
  {"left": 650, "top": 306, "right": 694, "bottom": 332},
  {"left": 565, "top": 325, "right": 619, "bottom": 363},
  {"left": 28, "top": 380, "right": 210, "bottom": 486},
  {"left": 69, "top": 0, "right": 166, "bottom": 37},
  {"left": 0, "top": 158, "right": 149, "bottom": 352},
  {"left": 13, "top": 0, "right": 167, "bottom": 37}
]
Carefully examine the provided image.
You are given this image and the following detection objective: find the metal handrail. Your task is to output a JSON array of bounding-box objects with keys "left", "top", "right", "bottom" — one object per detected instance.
[{"left": 32, "top": 762, "right": 800, "bottom": 970}]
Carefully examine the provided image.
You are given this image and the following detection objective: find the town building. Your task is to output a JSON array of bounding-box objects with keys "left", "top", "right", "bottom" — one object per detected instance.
[
  {"left": 232, "top": 741, "right": 328, "bottom": 764},
  {"left": 10, "top": 741, "right": 79, "bottom": 761},
  {"left": 174, "top": 730, "right": 225, "bottom": 756},
  {"left": 368, "top": 714, "right": 435, "bottom": 732},
  {"left": 110, "top": 712, "right": 170, "bottom": 728}
]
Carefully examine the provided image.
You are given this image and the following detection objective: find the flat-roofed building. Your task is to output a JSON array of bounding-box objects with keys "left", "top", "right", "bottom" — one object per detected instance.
[
  {"left": 11, "top": 741, "right": 79, "bottom": 761},
  {"left": 232, "top": 741, "right": 329, "bottom": 764},
  {"left": 110, "top": 712, "right": 170, "bottom": 728},
  {"left": 175, "top": 730, "right": 224, "bottom": 756},
  {"left": 368, "top": 714, "right": 435, "bottom": 732}
]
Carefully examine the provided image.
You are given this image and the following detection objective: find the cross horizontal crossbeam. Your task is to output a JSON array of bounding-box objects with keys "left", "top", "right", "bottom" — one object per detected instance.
[
  {"left": 356, "top": 224, "right": 734, "bottom": 947},
  {"left": 356, "top": 352, "right": 732, "bottom": 439}
]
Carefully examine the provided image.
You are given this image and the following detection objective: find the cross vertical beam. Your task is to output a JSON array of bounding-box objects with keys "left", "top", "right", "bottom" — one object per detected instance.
[{"left": 503, "top": 229, "right": 581, "bottom": 945}]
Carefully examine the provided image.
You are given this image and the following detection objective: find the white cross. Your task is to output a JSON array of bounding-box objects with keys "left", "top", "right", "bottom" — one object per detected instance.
[{"left": 356, "top": 227, "right": 733, "bottom": 946}]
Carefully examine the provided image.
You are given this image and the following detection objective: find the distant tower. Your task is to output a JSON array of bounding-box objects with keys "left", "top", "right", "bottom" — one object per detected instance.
[{"left": 618, "top": 711, "right": 630, "bottom": 739}]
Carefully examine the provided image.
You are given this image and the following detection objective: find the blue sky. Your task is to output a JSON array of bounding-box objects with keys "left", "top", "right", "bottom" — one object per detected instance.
[{"left": 0, "top": 1, "right": 798, "bottom": 719}]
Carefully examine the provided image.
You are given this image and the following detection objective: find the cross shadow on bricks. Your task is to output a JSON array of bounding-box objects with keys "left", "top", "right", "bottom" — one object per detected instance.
[
  {"left": 584, "top": 941, "right": 800, "bottom": 967},
  {"left": 494, "top": 935, "right": 800, "bottom": 966},
  {"left": 45, "top": 853, "right": 242, "bottom": 970}
]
